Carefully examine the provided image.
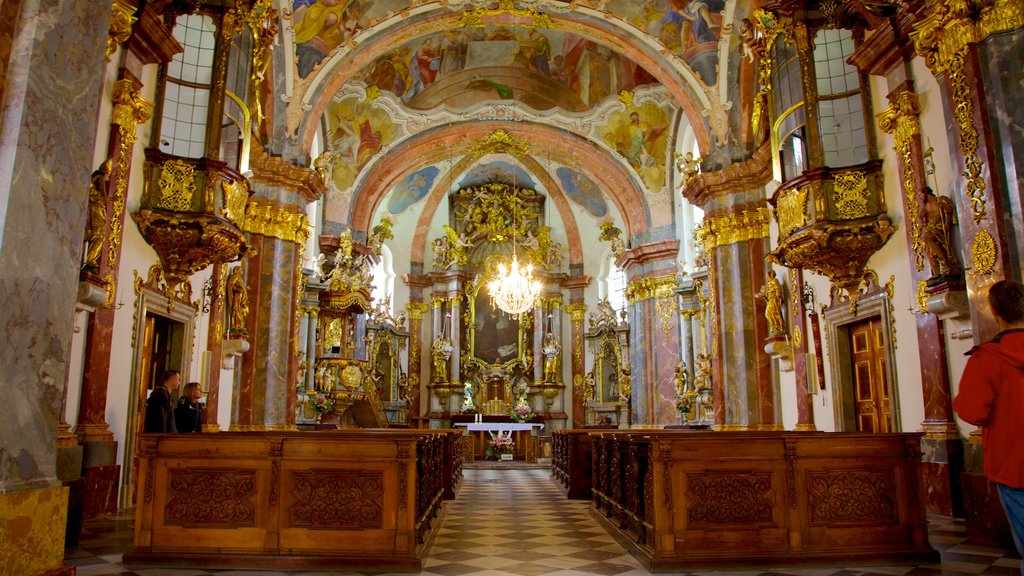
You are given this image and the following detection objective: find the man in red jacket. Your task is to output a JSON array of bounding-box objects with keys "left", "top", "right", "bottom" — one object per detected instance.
[{"left": 954, "top": 279, "right": 1024, "bottom": 574}]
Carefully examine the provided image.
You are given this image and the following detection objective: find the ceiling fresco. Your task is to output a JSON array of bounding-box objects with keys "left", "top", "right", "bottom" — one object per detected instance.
[
  {"left": 352, "top": 26, "right": 659, "bottom": 112},
  {"left": 277, "top": 0, "right": 755, "bottom": 245}
]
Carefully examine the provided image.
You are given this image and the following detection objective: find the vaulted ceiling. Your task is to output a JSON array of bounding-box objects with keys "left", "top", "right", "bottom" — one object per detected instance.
[{"left": 265, "top": 0, "right": 757, "bottom": 266}]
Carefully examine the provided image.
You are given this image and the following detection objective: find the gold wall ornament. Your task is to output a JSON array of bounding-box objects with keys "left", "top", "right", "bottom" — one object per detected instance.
[
  {"left": 457, "top": 0, "right": 554, "bottom": 29},
  {"left": 970, "top": 230, "right": 997, "bottom": 276},
  {"left": 877, "top": 92, "right": 925, "bottom": 271},
  {"left": 240, "top": 201, "right": 310, "bottom": 244},
  {"left": 566, "top": 303, "right": 586, "bottom": 368},
  {"left": 832, "top": 171, "right": 870, "bottom": 220},
  {"left": 106, "top": 0, "right": 137, "bottom": 60},
  {"left": 908, "top": 0, "right": 1016, "bottom": 224},
  {"left": 625, "top": 275, "right": 676, "bottom": 304},
  {"left": 694, "top": 208, "right": 771, "bottom": 250},
  {"left": 916, "top": 280, "right": 930, "bottom": 314},
  {"left": 408, "top": 301, "right": 428, "bottom": 321},
  {"left": 108, "top": 79, "right": 152, "bottom": 269},
  {"left": 221, "top": 179, "right": 249, "bottom": 223},
  {"left": 776, "top": 186, "right": 808, "bottom": 238},
  {"left": 103, "top": 273, "right": 116, "bottom": 309},
  {"left": 598, "top": 221, "right": 627, "bottom": 257},
  {"left": 466, "top": 129, "right": 531, "bottom": 162},
  {"left": 157, "top": 159, "right": 197, "bottom": 212}
]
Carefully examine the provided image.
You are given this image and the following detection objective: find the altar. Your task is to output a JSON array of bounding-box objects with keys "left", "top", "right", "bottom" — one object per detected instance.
[{"left": 452, "top": 417, "right": 544, "bottom": 462}]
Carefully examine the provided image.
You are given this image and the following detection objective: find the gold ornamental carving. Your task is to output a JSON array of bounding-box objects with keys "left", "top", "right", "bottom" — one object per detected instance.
[
  {"left": 457, "top": 0, "right": 554, "bottom": 29},
  {"left": 877, "top": 92, "right": 925, "bottom": 271},
  {"left": 466, "top": 129, "right": 531, "bottom": 162},
  {"left": 909, "top": 0, "right": 1024, "bottom": 224},
  {"left": 109, "top": 79, "right": 152, "bottom": 270},
  {"left": 776, "top": 186, "right": 808, "bottom": 238},
  {"left": 240, "top": 201, "right": 311, "bottom": 244},
  {"left": 157, "top": 160, "right": 197, "bottom": 212},
  {"left": 695, "top": 208, "right": 771, "bottom": 250},
  {"left": 916, "top": 280, "right": 930, "bottom": 314},
  {"left": 407, "top": 301, "right": 428, "bottom": 321},
  {"left": 832, "top": 171, "right": 869, "bottom": 220},
  {"left": 970, "top": 230, "right": 997, "bottom": 276},
  {"left": 222, "top": 179, "right": 249, "bottom": 224},
  {"left": 106, "top": 0, "right": 137, "bottom": 60}
]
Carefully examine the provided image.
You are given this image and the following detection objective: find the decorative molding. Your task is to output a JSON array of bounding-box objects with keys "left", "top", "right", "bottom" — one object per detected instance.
[
  {"left": 241, "top": 199, "right": 311, "bottom": 244},
  {"left": 250, "top": 139, "right": 326, "bottom": 202},
  {"left": 683, "top": 142, "right": 774, "bottom": 206},
  {"left": 695, "top": 208, "right": 771, "bottom": 250},
  {"left": 456, "top": 0, "right": 554, "bottom": 29},
  {"left": 877, "top": 90, "right": 925, "bottom": 271},
  {"left": 107, "top": 0, "right": 137, "bottom": 60},
  {"left": 807, "top": 470, "right": 896, "bottom": 523}
]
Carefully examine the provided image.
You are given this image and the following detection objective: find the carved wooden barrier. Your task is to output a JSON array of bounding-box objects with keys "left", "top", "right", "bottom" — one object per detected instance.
[
  {"left": 589, "top": 431, "right": 938, "bottom": 571},
  {"left": 124, "top": 429, "right": 461, "bottom": 572},
  {"left": 551, "top": 429, "right": 596, "bottom": 499}
]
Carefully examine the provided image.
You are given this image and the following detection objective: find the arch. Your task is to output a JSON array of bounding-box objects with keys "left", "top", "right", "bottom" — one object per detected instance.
[
  {"left": 347, "top": 121, "right": 648, "bottom": 264},
  {"left": 295, "top": 9, "right": 714, "bottom": 154}
]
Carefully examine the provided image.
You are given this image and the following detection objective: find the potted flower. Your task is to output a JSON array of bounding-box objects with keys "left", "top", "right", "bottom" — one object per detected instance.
[
  {"left": 486, "top": 434, "right": 515, "bottom": 460},
  {"left": 313, "top": 392, "right": 334, "bottom": 422},
  {"left": 675, "top": 389, "right": 698, "bottom": 419}
]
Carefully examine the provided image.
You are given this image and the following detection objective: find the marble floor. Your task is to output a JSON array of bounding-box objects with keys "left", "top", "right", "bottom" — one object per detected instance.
[{"left": 66, "top": 467, "right": 1020, "bottom": 576}]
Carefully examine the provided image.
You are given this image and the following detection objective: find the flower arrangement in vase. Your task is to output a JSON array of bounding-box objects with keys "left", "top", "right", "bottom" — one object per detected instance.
[
  {"left": 675, "top": 389, "right": 699, "bottom": 419},
  {"left": 313, "top": 392, "right": 334, "bottom": 422},
  {"left": 510, "top": 397, "right": 534, "bottom": 423},
  {"left": 485, "top": 434, "right": 515, "bottom": 460}
]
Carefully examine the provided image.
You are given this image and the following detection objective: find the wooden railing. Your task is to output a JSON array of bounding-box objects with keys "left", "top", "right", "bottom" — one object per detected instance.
[
  {"left": 125, "top": 429, "right": 461, "bottom": 572},
  {"left": 586, "top": 430, "right": 938, "bottom": 571},
  {"left": 551, "top": 429, "right": 597, "bottom": 499}
]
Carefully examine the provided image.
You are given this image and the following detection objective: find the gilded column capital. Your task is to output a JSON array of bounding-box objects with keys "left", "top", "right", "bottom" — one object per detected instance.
[
  {"left": 408, "top": 301, "right": 428, "bottom": 321},
  {"left": 625, "top": 274, "right": 677, "bottom": 304},
  {"left": 877, "top": 89, "right": 925, "bottom": 271},
  {"left": 111, "top": 79, "right": 153, "bottom": 137},
  {"left": 107, "top": 0, "right": 138, "bottom": 60},
  {"left": 695, "top": 207, "right": 771, "bottom": 252},
  {"left": 241, "top": 199, "right": 311, "bottom": 244},
  {"left": 566, "top": 303, "right": 586, "bottom": 325}
]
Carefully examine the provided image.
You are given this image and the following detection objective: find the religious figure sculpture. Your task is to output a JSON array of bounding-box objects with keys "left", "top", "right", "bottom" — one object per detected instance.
[
  {"left": 674, "top": 361, "right": 689, "bottom": 396},
  {"left": 227, "top": 266, "right": 249, "bottom": 334},
  {"left": 431, "top": 338, "right": 449, "bottom": 383},
  {"left": 918, "top": 186, "right": 962, "bottom": 283},
  {"left": 543, "top": 333, "right": 561, "bottom": 383},
  {"left": 313, "top": 150, "right": 333, "bottom": 183},
  {"left": 83, "top": 161, "right": 111, "bottom": 271},
  {"left": 756, "top": 269, "right": 786, "bottom": 336},
  {"left": 674, "top": 151, "right": 702, "bottom": 185}
]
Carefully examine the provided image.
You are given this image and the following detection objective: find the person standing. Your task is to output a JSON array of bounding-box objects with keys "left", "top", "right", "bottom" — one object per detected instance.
[
  {"left": 144, "top": 369, "right": 180, "bottom": 433},
  {"left": 174, "top": 381, "right": 204, "bottom": 433},
  {"left": 953, "top": 279, "right": 1024, "bottom": 574}
]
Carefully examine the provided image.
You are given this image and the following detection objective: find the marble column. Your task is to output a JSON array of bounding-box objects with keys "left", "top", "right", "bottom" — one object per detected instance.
[
  {"left": 406, "top": 301, "right": 427, "bottom": 421},
  {"left": 234, "top": 148, "right": 323, "bottom": 430},
  {"left": 619, "top": 240, "right": 681, "bottom": 427},
  {"left": 204, "top": 263, "right": 228, "bottom": 432},
  {"left": 76, "top": 75, "right": 151, "bottom": 519},
  {"left": 565, "top": 295, "right": 589, "bottom": 426},
  {"left": 877, "top": 85, "right": 963, "bottom": 516},
  {"left": 914, "top": 12, "right": 1022, "bottom": 543},
  {"left": 786, "top": 268, "right": 815, "bottom": 431},
  {"left": 0, "top": 2, "right": 110, "bottom": 573},
  {"left": 697, "top": 204, "right": 778, "bottom": 430}
]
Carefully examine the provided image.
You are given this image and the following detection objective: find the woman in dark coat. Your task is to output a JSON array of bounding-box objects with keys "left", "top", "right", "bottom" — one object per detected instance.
[{"left": 173, "top": 381, "right": 204, "bottom": 433}]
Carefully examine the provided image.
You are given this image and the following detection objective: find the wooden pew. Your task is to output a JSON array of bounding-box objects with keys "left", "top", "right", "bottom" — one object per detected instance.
[
  {"left": 589, "top": 430, "right": 938, "bottom": 571},
  {"left": 124, "top": 429, "right": 460, "bottom": 572},
  {"left": 551, "top": 429, "right": 597, "bottom": 499}
]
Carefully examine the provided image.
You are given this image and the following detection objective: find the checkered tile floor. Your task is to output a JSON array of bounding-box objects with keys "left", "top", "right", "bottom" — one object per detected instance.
[{"left": 66, "top": 468, "right": 1021, "bottom": 576}]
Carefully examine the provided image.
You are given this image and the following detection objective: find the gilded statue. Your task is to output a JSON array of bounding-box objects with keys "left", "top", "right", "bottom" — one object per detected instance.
[
  {"left": 83, "top": 161, "right": 111, "bottom": 271},
  {"left": 919, "top": 186, "right": 962, "bottom": 283},
  {"left": 543, "top": 333, "right": 561, "bottom": 383},
  {"left": 674, "top": 151, "right": 702, "bottom": 185},
  {"left": 431, "top": 339, "right": 449, "bottom": 383},
  {"left": 756, "top": 269, "right": 786, "bottom": 336},
  {"left": 227, "top": 266, "right": 249, "bottom": 334},
  {"left": 674, "top": 361, "right": 689, "bottom": 396}
]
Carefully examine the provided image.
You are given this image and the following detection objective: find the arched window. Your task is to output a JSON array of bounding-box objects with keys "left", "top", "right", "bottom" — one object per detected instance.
[
  {"left": 158, "top": 15, "right": 216, "bottom": 159},
  {"left": 599, "top": 249, "right": 627, "bottom": 313},
  {"left": 371, "top": 244, "right": 395, "bottom": 314}
]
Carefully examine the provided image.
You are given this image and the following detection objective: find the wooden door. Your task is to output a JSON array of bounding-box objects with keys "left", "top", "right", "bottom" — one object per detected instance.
[{"left": 850, "top": 318, "right": 891, "bottom": 432}]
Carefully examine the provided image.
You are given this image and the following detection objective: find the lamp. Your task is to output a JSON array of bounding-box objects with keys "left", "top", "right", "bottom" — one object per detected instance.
[{"left": 487, "top": 162, "right": 540, "bottom": 316}]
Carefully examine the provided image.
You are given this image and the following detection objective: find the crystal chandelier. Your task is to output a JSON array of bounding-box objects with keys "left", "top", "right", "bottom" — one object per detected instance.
[{"left": 488, "top": 255, "right": 541, "bottom": 315}]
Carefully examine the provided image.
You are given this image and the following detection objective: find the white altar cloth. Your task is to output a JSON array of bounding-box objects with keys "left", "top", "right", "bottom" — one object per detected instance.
[{"left": 453, "top": 422, "right": 544, "bottom": 433}]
